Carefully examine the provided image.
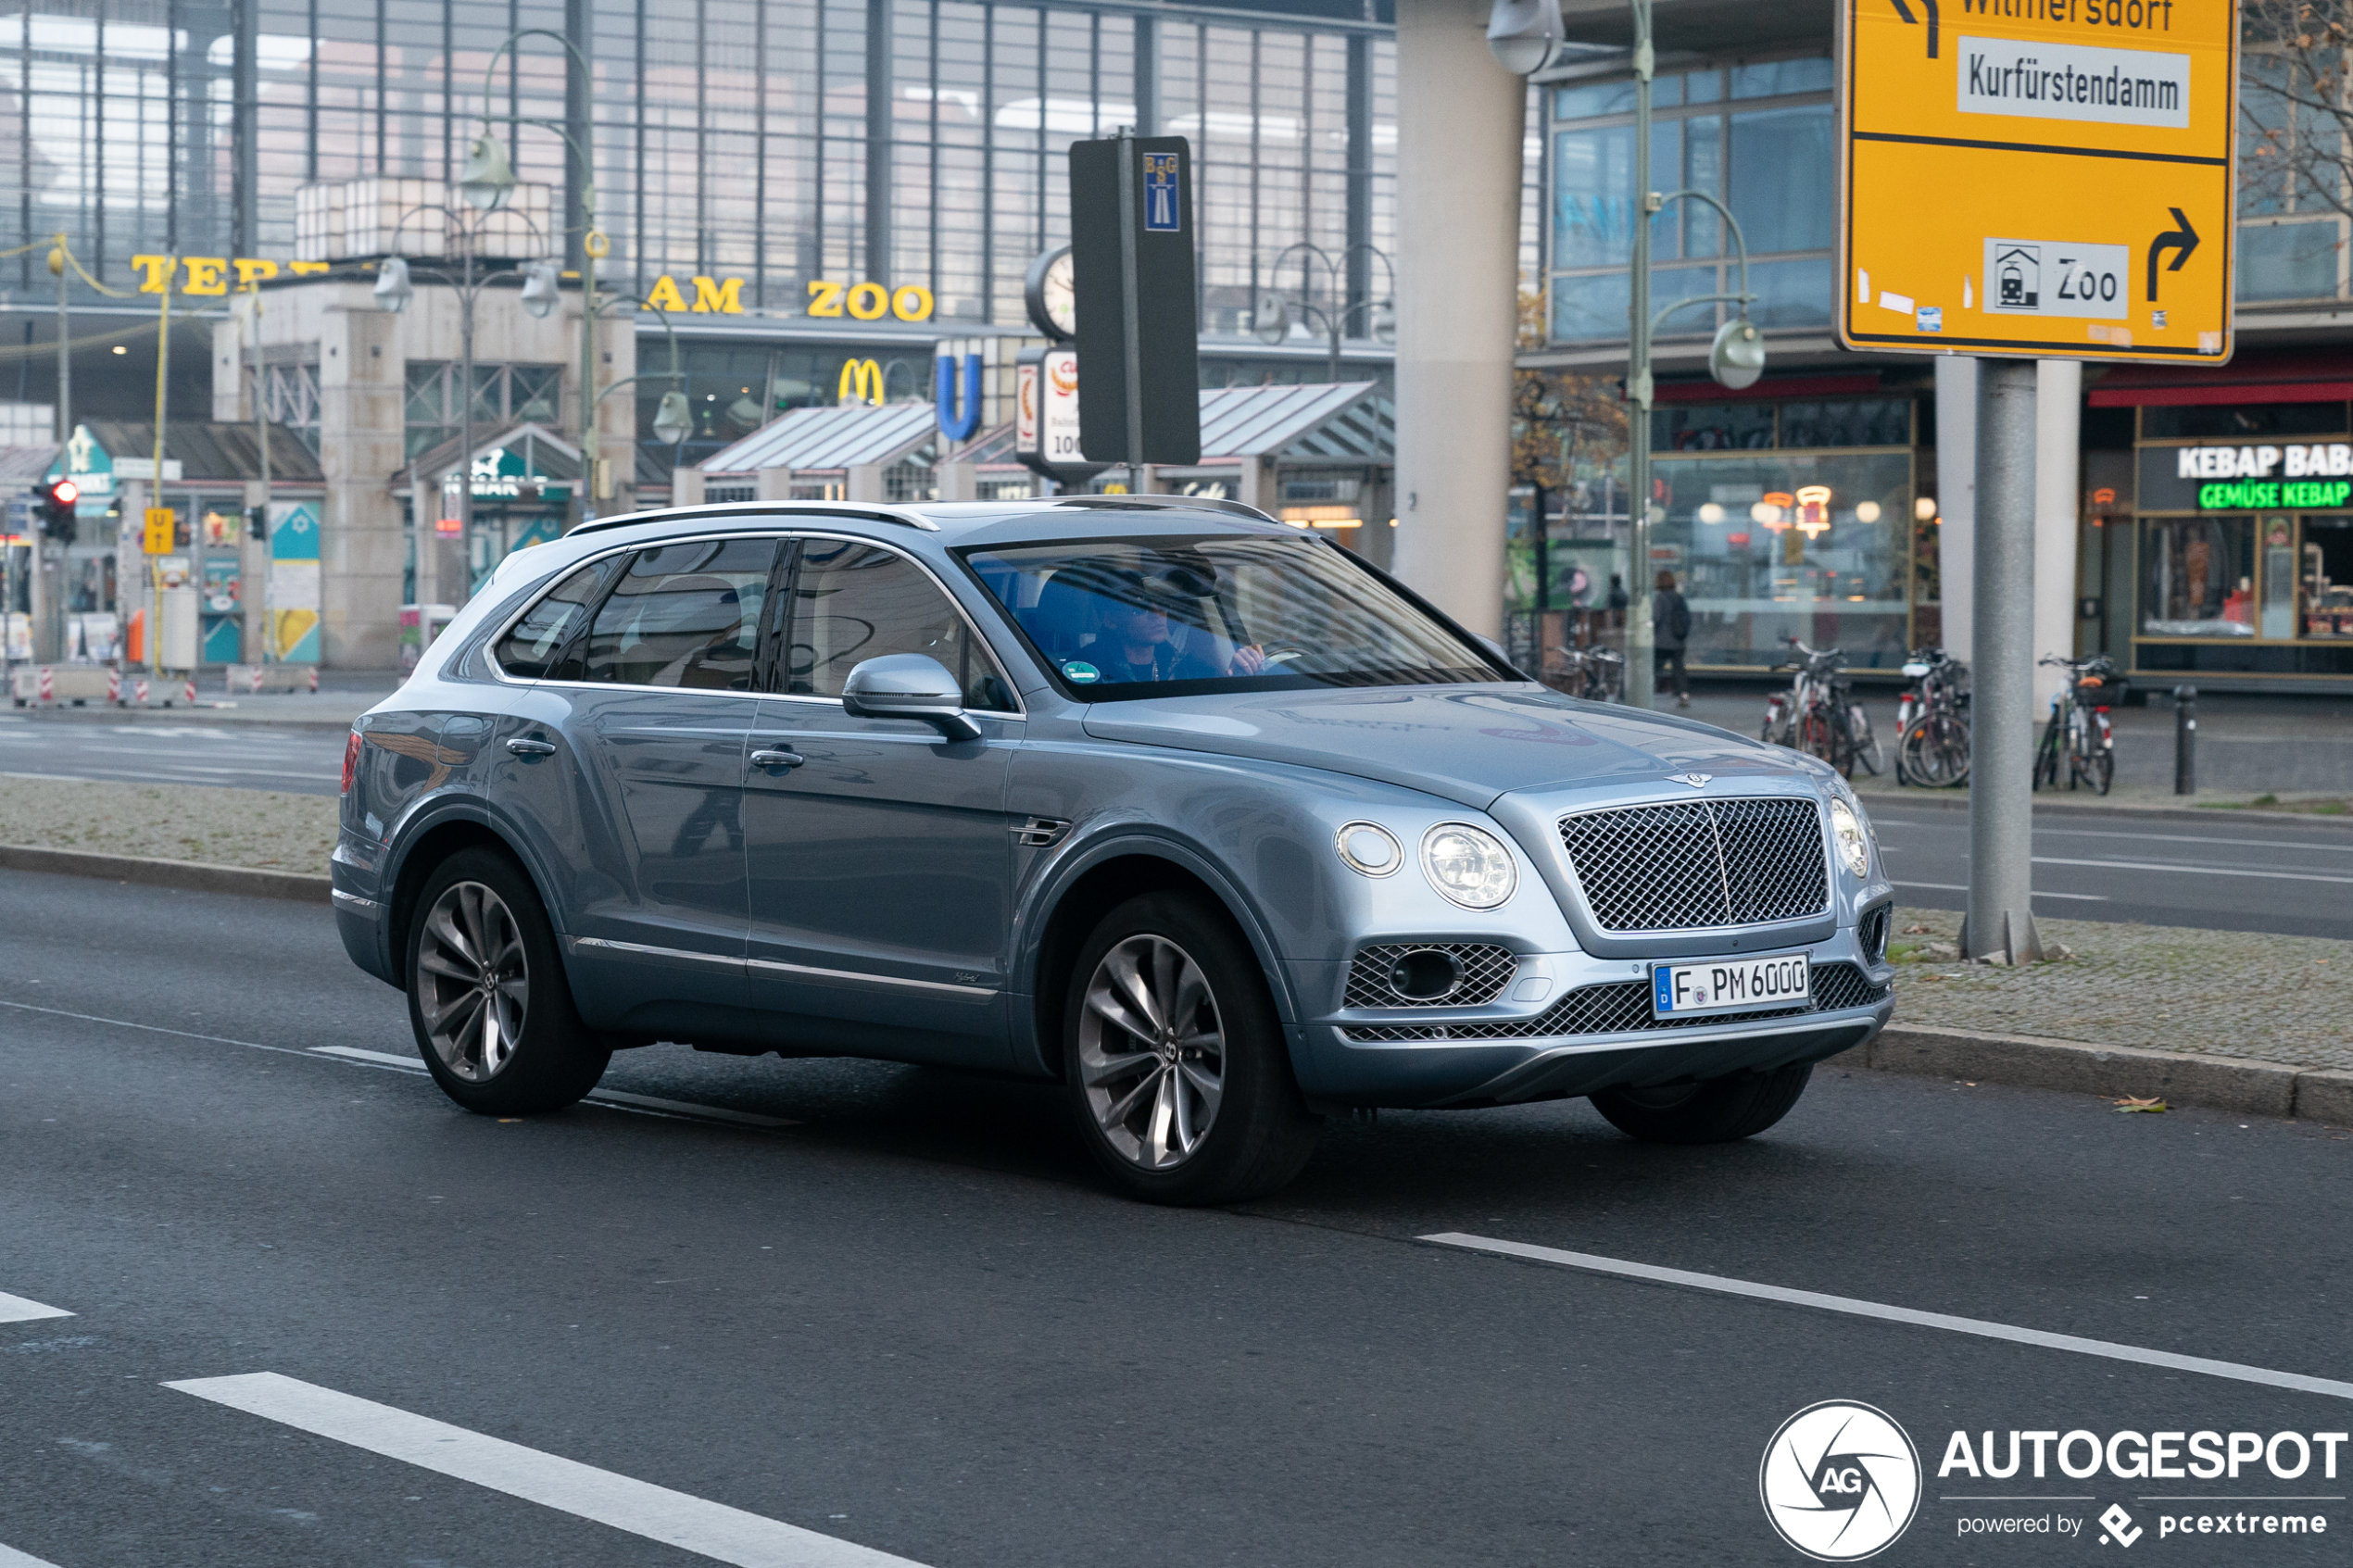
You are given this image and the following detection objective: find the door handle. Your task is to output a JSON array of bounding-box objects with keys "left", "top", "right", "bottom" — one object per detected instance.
[
  {"left": 505, "top": 737, "right": 557, "bottom": 757},
  {"left": 749, "top": 748, "right": 805, "bottom": 771}
]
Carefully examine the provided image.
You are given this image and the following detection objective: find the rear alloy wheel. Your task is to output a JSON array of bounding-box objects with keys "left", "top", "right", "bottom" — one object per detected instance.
[
  {"left": 407, "top": 847, "right": 610, "bottom": 1115},
  {"left": 1589, "top": 1063, "right": 1814, "bottom": 1144},
  {"left": 1064, "top": 893, "right": 1317, "bottom": 1204}
]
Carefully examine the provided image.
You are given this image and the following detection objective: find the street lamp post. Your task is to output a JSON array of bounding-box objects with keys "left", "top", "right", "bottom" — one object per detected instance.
[
  {"left": 373, "top": 204, "right": 558, "bottom": 601},
  {"left": 459, "top": 29, "right": 603, "bottom": 523},
  {"left": 1253, "top": 243, "right": 1396, "bottom": 383},
  {"left": 1489, "top": 0, "right": 1764, "bottom": 707}
]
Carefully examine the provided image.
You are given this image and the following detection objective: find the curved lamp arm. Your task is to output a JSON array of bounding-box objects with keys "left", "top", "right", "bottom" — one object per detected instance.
[{"left": 1648, "top": 187, "right": 1755, "bottom": 333}]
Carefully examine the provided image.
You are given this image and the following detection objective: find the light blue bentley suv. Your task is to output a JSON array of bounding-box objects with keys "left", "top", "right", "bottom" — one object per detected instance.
[{"left": 333, "top": 496, "right": 1894, "bottom": 1202}]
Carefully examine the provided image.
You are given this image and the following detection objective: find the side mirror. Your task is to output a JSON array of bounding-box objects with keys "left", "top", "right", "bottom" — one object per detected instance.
[{"left": 840, "top": 654, "right": 982, "bottom": 743}]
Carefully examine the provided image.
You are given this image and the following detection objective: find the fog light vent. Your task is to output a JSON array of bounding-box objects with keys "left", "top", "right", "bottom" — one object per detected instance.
[{"left": 1343, "top": 942, "right": 1516, "bottom": 1009}]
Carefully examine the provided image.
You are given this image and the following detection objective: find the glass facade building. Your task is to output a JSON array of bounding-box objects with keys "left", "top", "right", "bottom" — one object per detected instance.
[{"left": 1, "top": 0, "right": 1402, "bottom": 467}]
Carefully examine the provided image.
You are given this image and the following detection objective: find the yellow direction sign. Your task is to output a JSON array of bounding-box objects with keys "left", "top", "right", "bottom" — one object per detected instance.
[
  {"left": 143, "top": 507, "right": 175, "bottom": 555},
  {"left": 1837, "top": 0, "right": 2237, "bottom": 363}
]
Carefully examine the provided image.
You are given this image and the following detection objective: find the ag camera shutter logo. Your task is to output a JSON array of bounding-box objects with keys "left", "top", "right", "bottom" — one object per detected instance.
[{"left": 1760, "top": 1400, "right": 1922, "bottom": 1561}]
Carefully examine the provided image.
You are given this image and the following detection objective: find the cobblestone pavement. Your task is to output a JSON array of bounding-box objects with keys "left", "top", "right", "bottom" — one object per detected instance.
[
  {"left": 1888, "top": 905, "right": 2353, "bottom": 1072},
  {"left": 0, "top": 773, "right": 336, "bottom": 871}
]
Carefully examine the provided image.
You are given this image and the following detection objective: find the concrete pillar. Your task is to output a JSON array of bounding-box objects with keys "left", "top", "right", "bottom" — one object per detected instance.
[
  {"left": 244, "top": 477, "right": 270, "bottom": 663},
  {"left": 847, "top": 464, "right": 886, "bottom": 503},
  {"left": 1933, "top": 357, "right": 1979, "bottom": 659},
  {"left": 673, "top": 468, "right": 706, "bottom": 507},
  {"left": 2032, "top": 359, "right": 2082, "bottom": 710},
  {"left": 1239, "top": 458, "right": 1275, "bottom": 515},
  {"left": 754, "top": 465, "right": 793, "bottom": 501},
  {"left": 935, "top": 462, "right": 977, "bottom": 501},
  {"left": 1389, "top": 0, "right": 1523, "bottom": 641}
]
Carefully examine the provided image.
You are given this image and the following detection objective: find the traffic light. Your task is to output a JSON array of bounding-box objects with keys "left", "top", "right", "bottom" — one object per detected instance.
[
  {"left": 38, "top": 478, "right": 78, "bottom": 541},
  {"left": 247, "top": 504, "right": 268, "bottom": 541}
]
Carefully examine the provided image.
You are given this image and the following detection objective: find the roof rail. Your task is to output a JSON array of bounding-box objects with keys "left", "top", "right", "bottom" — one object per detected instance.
[
  {"left": 1037, "top": 494, "right": 1279, "bottom": 525},
  {"left": 565, "top": 500, "right": 940, "bottom": 539}
]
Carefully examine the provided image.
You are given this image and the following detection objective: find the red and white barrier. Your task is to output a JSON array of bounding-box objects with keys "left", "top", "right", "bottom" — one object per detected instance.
[
  {"left": 182, "top": 679, "right": 196, "bottom": 708},
  {"left": 133, "top": 679, "right": 148, "bottom": 706},
  {"left": 107, "top": 667, "right": 121, "bottom": 705},
  {"left": 37, "top": 666, "right": 52, "bottom": 704}
]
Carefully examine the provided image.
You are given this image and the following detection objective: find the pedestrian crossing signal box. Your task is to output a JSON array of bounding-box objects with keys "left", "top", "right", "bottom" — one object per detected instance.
[
  {"left": 1837, "top": 0, "right": 2237, "bottom": 363},
  {"left": 144, "top": 507, "right": 175, "bottom": 555}
]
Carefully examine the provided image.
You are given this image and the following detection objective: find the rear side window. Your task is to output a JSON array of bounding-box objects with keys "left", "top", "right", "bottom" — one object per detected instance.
[
  {"left": 579, "top": 538, "right": 780, "bottom": 690},
  {"left": 786, "top": 540, "right": 1015, "bottom": 711},
  {"left": 496, "top": 557, "right": 621, "bottom": 679}
]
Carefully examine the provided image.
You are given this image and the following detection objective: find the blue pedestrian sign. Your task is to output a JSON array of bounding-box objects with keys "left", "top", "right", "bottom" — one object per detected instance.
[{"left": 1142, "top": 152, "right": 1180, "bottom": 232}]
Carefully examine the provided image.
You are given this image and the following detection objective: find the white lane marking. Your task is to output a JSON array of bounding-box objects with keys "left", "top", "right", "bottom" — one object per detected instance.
[
  {"left": 1421, "top": 1234, "right": 2353, "bottom": 1402},
  {"left": 1894, "top": 882, "right": 2108, "bottom": 901},
  {"left": 1871, "top": 817, "right": 2353, "bottom": 856},
  {"left": 306, "top": 1048, "right": 798, "bottom": 1126},
  {"left": 0, "top": 1292, "right": 72, "bottom": 1324},
  {"left": 587, "top": 1089, "right": 799, "bottom": 1128},
  {"left": 2032, "top": 855, "right": 2353, "bottom": 885},
  {"left": 165, "top": 1374, "right": 926, "bottom": 1568},
  {"left": 0, "top": 1542, "right": 68, "bottom": 1567}
]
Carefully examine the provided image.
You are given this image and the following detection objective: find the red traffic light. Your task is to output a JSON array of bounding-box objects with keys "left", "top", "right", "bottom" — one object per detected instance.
[{"left": 47, "top": 478, "right": 78, "bottom": 506}]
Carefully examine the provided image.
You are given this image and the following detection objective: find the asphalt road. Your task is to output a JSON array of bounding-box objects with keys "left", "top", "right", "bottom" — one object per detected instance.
[
  {"left": 1868, "top": 802, "right": 2353, "bottom": 939},
  {"left": 4, "top": 868, "right": 2351, "bottom": 1567},
  {"left": 0, "top": 713, "right": 346, "bottom": 795}
]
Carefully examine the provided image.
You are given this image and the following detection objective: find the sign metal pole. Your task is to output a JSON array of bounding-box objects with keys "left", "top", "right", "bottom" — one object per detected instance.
[
  {"left": 1622, "top": 0, "right": 1655, "bottom": 708},
  {"left": 1115, "top": 127, "right": 1146, "bottom": 495},
  {"left": 1966, "top": 358, "right": 2042, "bottom": 963}
]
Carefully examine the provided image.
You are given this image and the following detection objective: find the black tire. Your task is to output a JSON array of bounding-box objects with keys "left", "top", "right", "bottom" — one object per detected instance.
[
  {"left": 2084, "top": 746, "right": 2114, "bottom": 796},
  {"left": 405, "top": 847, "right": 610, "bottom": 1116},
  {"left": 1589, "top": 1063, "right": 1814, "bottom": 1144},
  {"left": 1062, "top": 892, "right": 1318, "bottom": 1205},
  {"left": 2032, "top": 731, "right": 2059, "bottom": 791}
]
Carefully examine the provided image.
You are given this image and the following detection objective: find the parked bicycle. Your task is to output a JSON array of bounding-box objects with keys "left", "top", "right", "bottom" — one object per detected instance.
[
  {"left": 1552, "top": 643, "right": 1625, "bottom": 704},
  {"left": 2033, "top": 653, "right": 2120, "bottom": 795},
  {"left": 1893, "top": 646, "right": 1970, "bottom": 789},
  {"left": 1762, "top": 637, "right": 1881, "bottom": 777}
]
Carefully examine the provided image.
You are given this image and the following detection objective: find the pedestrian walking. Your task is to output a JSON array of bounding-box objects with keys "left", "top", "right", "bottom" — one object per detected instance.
[{"left": 1652, "top": 570, "right": 1692, "bottom": 708}]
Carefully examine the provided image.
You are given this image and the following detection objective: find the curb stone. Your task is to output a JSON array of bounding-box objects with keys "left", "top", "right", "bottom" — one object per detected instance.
[
  {"left": 0, "top": 845, "right": 331, "bottom": 903},
  {"left": 1841, "top": 1024, "right": 2353, "bottom": 1123}
]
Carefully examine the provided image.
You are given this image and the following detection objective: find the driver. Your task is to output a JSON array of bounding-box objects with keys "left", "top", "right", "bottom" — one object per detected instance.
[{"left": 1095, "top": 569, "right": 1268, "bottom": 683}]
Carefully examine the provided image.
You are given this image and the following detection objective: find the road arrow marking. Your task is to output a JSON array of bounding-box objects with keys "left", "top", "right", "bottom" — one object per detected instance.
[{"left": 2145, "top": 207, "right": 2199, "bottom": 301}]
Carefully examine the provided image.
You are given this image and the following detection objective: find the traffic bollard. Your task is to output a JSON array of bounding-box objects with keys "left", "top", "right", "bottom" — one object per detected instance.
[{"left": 2173, "top": 684, "right": 2196, "bottom": 796}]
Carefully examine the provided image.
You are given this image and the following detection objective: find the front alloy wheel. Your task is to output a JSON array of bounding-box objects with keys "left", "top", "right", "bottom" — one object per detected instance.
[
  {"left": 1078, "top": 934, "right": 1227, "bottom": 1170},
  {"left": 416, "top": 880, "right": 531, "bottom": 1082},
  {"left": 1062, "top": 893, "right": 1317, "bottom": 1204}
]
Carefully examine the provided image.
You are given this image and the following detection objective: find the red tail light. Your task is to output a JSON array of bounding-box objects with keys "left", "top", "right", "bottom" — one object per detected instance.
[{"left": 341, "top": 730, "right": 363, "bottom": 795}]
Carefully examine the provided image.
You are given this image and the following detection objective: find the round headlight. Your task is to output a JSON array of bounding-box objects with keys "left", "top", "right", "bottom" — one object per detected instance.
[
  {"left": 1829, "top": 797, "right": 1871, "bottom": 878},
  {"left": 1419, "top": 822, "right": 1519, "bottom": 909},
  {"left": 1335, "top": 821, "right": 1403, "bottom": 877}
]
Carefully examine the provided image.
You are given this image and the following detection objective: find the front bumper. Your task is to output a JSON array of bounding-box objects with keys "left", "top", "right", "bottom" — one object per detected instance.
[{"left": 1286, "top": 926, "right": 1894, "bottom": 1108}]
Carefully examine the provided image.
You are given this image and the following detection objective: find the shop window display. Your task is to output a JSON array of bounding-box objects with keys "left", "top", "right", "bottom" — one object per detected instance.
[
  {"left": 2299, "top": 516, "right": 2353, "bottom": 638},
  {"left": 2140, "top": 517, "right": 2255, "bottom": 636},
  {"left": 1652, "top": 450, "right": 1911, "bottom": 668}
]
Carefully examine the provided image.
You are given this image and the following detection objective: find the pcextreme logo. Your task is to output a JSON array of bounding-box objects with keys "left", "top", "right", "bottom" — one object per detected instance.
[{"left": 1760, "top": 1400, "right": 1923, "bottom": 1562}]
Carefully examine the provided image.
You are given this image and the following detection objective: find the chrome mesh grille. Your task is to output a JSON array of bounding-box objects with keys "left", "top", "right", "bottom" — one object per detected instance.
[
  {"left": 1560, "top": 797, "right": 1828, "bottom": 932},
  {"left": 1343, "top": 943, "right": 1518, "bottom": 1010},
  {"left": 1857, "top": 905, "right": 1891, "bottom": 964},
  {"left": 1340, "top": 962, "right": 1886, "bottom": 1043}
]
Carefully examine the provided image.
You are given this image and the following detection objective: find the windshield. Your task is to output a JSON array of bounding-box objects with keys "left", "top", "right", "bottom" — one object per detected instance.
[{"left": 960, "top": 533, "right": 1499, "bottom": 697}]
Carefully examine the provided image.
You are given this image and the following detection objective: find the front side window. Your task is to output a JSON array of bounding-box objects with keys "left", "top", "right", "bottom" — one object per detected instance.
[
  {"left": 961, "top": 533, "right": 1498, "bottom": 698},
  {"left": 495, "top": 556, "right": 623, "bottom": 678},
  {"left": 580, "top": 538, "right": 779, "bottom": 688},
  {"left": 786, "top": 540, "right": 1015, "bottom": 710}
]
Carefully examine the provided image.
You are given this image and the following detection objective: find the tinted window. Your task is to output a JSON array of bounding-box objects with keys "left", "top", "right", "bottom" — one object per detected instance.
[
  {"left": 961, "top": 533, "right": 1495, "bottom": 698},
  {"left": 497, "top": 557, "right": 622, "bottom": 678},
  {"left": 580, "top": 538, "right": 778, "bottom": 689},
  {"left": 786, "top": 540, "right": 1013, "bottom": 710}
]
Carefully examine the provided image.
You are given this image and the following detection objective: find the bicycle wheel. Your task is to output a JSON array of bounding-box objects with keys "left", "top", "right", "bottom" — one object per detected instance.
[
  {"left": 2083, "top": 746, "right": 2113, "bottom": 796},
  {"left": 1799, "top": 709, "right": 1834, "bottom": 770},
  {"left": 1919, "top": 712, "right": 1971, "bottom": 788},
  {"left": 1847, "top": 703, "right": 1883, "bottom": 777},
  {"left": 2032, "top": 725, "right": 2059, "bottom": 790}
]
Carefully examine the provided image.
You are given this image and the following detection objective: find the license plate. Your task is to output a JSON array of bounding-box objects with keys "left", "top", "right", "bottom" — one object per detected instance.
[{"left": 1650, "top": 953, "right": 1810, "bottom": 1018}]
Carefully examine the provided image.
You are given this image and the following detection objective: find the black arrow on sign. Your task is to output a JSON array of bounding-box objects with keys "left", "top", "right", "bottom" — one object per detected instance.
[
  {"left": 1889, "top": 0, "right": 1940, "bottom": 59},
  {"left": 2145, "top": 207, "right": 2199, "bottom": 301}
]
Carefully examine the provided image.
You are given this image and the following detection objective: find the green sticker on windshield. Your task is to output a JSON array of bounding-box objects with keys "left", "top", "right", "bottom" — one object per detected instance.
[{"left": 1063, "top": 660, "right": 1101, "bottom": 684}]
